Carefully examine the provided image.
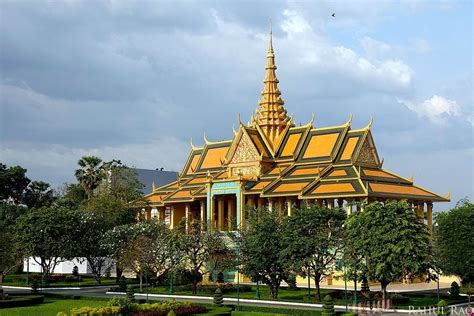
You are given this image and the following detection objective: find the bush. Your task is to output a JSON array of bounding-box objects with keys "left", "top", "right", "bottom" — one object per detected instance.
[
  {"left": 107, "top": 297, "right": 133, "bottom": 314},
  {"left": 436, "top": 300, "right": 450, "bottom": 316},
  {"left": 214, "top": 288, "right": 223, "bottom": 306},
  {"left": 0, "top": 295, "right": 44, "bottom": 308},
  {"left": 72, "top": 266, "right": 79, "bottom": 278},
  {"left": 31, "top": 280, "right": 40, "bottom": 293},
  {"left": 342, "top": 313, "right": 358, "bottom": 316},
  {"left": 322, "top": 295, "right": 335, "bottom": 316},
  {"left": 57, "top": 312, "right": 68, "bottom": 316},
  {"left": 126, "top": 285, "right": 135, "bottom": 301},
  {"left": 389, "top": 293, "right": 410, "bottom": 304},
  {"left": 65, "top": 275, "right": 77, "bottom": 283},
  {"left": 71, "top": 306, "right": 121, "bottom": 316},
  {"left": 168, "top": 311, "right": 176, "bottom": 316},
  {"left": 118, "top": 276, "right": 127, "bottom": 291},
  {"left": 130, "top": 301, "right": 206, "bottom": 315},
  {"left": 450, "top": 282, "right": 460, "bottom": 297},
  {"left": 217, "top": 272, "right": 225, "bottom": 283},
  {"left": 286, "top": 274, "right": 298, "bottom": 291}
]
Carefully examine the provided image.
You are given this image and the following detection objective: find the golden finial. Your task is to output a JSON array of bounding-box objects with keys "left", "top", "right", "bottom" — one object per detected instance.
[
  {"left": 238, "top": 113, "right": 244, "bottom": 126},
  {"left": 190, "top": 138, "right": 198, "bottom": 150},
  {"left": 347, "top": 113, "right": 353, "bottom": 126},
  {"left": 306, "top": 113, "right": 315, "bottom": 127},
  {"left": 232, "top": 124, "right": 237, "bottom": 135},
  {"left": 366, "top": 116, "right": 374, "bottom": 129},
  {"left": 203, "top": 132, "right": 210, "bottom": 145},
  {"left": 152, "top": 182, "right": 157, "bottom": 191},
  {"left": 409, "top": 174, "right": 414, "bottom": 182},
  {"left": 379, "top": 158, "right": 384, "bottom": 167},
  {"left": 444, "top": 192, "right": 451, "bottom": 200}
]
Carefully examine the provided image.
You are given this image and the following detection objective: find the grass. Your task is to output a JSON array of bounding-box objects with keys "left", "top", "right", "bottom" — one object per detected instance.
[
  {"left": 2, "top": 273, "right": 136, "bottom": 287},
  {"left": 138, "top": 285, "right": 469, "bottom": 308},
  {"left": 231, "top": 305, "right": 322, "bottom": 315},
  {"left": 0, "top": 297, "right": 105, "bottom": 316}
]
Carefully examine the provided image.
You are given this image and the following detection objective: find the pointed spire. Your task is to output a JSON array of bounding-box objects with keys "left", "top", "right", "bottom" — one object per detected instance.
[{"left": 253, "top": 22, "right": 290, "bottom": 150}]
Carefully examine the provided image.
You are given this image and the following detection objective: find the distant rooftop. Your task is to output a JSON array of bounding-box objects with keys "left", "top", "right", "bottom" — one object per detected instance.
[{"left": 133, "top": 168, "right": 178, "bottom": 194}]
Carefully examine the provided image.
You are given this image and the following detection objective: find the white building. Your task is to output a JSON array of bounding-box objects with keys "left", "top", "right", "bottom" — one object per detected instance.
[{"left": 23, "top": 257, "right": 116, "bottom": 276}]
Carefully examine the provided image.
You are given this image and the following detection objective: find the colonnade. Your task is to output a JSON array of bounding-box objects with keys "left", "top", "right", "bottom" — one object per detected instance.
[{"left": 142, "top": 198, "right": 434, "bottom": 234}]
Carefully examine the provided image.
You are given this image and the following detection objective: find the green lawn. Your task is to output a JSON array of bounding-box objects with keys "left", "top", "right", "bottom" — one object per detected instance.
[
  {"left": 0, "top": 297, "right": 106, "bottom": 316},
  {"left": 2, "top": 273, "right": 136, "bottom": 287},
  {"left": 138, "top": 285, "right": 468, "bottom": 308}
]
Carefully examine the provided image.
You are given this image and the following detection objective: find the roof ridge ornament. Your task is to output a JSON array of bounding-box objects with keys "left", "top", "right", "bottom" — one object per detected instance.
[
  {"left": 253, "top": 22, "right": 290, "bottom": 151},
  {"left": 190, "top": 138, "right": 198, "bottom": 150}
]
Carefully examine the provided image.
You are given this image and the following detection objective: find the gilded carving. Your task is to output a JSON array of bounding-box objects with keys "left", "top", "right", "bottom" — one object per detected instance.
[
  {"left": 228, "top": 133, "right": 261, "bottom": 178},
  {"left": 357, "top": 139, "right": 378, "bottom": 165},
  {"left": 230, "top": 133, "right": 259, "bottom": 164}
]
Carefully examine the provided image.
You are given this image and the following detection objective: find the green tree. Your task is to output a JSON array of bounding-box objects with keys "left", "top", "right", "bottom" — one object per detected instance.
[
  {"left": 15, "top": 205, "right": 84, "bottom": 282},
  {"left": 77, "top": 213, "right": 113, "bottom": 284},
  {"left": 435, "top": 199, "right": 474, "bottom": 285},
  {"left": 0, "top": 204, "right": 28, "bottom": 283},
  {"left": 284, "top": 205, "right": 346, "bottom": 301},
  {"left": 345, "top": 200, "right": 434, "bottom": 300},
  {"left": 241, "top": 209, "right": 291, "bottom": 299},
  {"left": 24, "top": 181, "right": 56, "bottom": 209},
  {"left": 74, "top": 156, "right": 103, "bottom": 199},
  {"left": 0, "top": 163, "right": 30, "bottom": 203},
  {"left": 181, "top": 220, "right": 229, "bottom": 294}
]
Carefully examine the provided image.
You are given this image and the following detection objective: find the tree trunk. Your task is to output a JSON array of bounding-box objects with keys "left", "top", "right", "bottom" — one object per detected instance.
[
  {"left": 115, "top": 266, "right": 123, "bottom": 283},
  {"left": 313, "top": 273, "right": 322, "bottom": 302},
  {"left": 269, "top": 285, "right": 276, "bottom": 300},
  {"left": 0, "top": 272, "right": 4, "bottom": 283},
  {"left": 192, "top": 280, "right": 198, "bottom": 294},
  {"left": 381, "top": 281, "right": 389, "bottom": 302}
]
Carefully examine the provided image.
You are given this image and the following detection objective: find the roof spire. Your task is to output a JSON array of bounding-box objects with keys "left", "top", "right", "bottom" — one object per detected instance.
[{"left": 253, "top": 22, "right": 290, "bottom": 150}]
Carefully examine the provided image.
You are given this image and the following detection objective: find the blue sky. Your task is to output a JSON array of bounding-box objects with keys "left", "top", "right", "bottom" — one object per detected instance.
[{"left": 0, "top": 0, "right": 472, "bottom": 211}]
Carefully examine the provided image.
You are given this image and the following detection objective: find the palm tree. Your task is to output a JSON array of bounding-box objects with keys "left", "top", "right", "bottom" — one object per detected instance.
[{"left": 74, "top": 156, "right": 103, "bottom": 199}]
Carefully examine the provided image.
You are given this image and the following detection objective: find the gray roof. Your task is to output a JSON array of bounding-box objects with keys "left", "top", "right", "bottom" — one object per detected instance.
[{"left": 133, "top": 168, "right": 178, "bottom": 194}]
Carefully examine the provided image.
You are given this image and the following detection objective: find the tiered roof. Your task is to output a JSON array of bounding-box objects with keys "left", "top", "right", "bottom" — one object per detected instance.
[{"left": 144, "top": 27, "right": 449, "bottom": 206}]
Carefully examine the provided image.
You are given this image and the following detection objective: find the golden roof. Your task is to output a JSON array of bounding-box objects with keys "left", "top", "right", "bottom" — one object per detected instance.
[{"left": 143, "top": 29, "right": 449, "bottom": 206}]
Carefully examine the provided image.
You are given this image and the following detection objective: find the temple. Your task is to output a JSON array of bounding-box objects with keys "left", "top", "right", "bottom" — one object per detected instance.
[{"left": 142, "top": 28, "right": 449, "bottom": 237}]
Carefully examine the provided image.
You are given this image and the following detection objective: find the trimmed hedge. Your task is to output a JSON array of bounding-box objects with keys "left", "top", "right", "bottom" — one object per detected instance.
[
  {"left": 174, "top": 283, "right": 252, "bottom": 294},
  {"left": 71, "top": 306, "right": 121, "bottom": 316},
  {"left": 0, "top": 295, "right": 44, "bottom": 308}
]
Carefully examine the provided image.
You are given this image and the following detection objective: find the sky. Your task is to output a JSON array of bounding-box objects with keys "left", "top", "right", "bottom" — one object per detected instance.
[{"left": 0, "top": 0, "right": 472, "bottom": 211}]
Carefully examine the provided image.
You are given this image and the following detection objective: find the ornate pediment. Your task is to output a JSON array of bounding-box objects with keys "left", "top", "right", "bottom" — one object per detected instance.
[
  {"left": 356, "top": 136, "right": 379, "bottom": 167},
  {"left": 227, "top": 131, "right": 261, "bottom": 179}
]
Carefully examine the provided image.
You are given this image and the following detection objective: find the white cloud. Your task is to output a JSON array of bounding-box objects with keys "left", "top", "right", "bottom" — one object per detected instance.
[
  {"left": 398, "top": 95, "right": 462, "bottom": 124},
  {"left": 360, "top": 36, "right": 391, "bottom": 57}
]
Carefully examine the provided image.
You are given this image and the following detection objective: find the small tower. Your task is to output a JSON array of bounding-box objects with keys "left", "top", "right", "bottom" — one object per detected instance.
[{"left": 252, "top": 24, "right": 290, "bottom": 150}]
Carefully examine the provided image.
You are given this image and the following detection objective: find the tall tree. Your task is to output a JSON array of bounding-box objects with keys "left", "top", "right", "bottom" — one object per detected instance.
[
  {"left": 241, "top": 209, "right": 291, "bottom": 299},
  {"left": 74, "top": 156, "right": 103, "bottom": 199},
  {"left": 0, "top": 163, "right": 30, "bottom": 204},
  {"left": 435, "top": 198, "right": 474, "bottom": 285},
  {"left": 0, "top": 204, "right": 28, "bottom": 283},
  {"left": 15, "top": 205, "right": 84, "bottom": 282},
  {"left": 24, "top": 181, "right": 56, "bottom": 209},
  {"left": 77, "top": 213, "right": 113, "bottom": 284},
  {"left": 181, "top": 220, "right": 229, "bottom": 294},
  {"left": 345, "top": 200, "right": 435, "bottom": 300},
  {"left": 284, "top": 205, "right": 346, "bottom": 301}
]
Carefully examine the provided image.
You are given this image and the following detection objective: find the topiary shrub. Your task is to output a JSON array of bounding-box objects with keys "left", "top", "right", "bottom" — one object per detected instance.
[
  {"left": 322, "top": 294, "right": 335, "bottom": 316},
  {"left": 436, "top": 300, "right": 450, "bottom": 316},
  {"left": 167, "top": 311, "right": 176, "bottom": 316},
  {"left": 286, "top": 274, "right": 298, "bottom": 291},
  {"left": 107, "top": 297, "right": 132, "bottom": 314},
  {"left": 214, "top": 288, "right": 224, "bottom": 306},
  {"left": 56, "top": 312, "right": 67, "bottom": 316},
  {"left": 217, "top": 272, "right": 225, "bottom": 283},
  {"left": 126, "top": 285, "right": 135, "bottom": 302},
  {"left": 31, "top": 280, "right": 40, "bottom": 293},
  {"left": 118, "top": 276, "right": 127, "bottom": 291},
  {"left": 450, "top": 281, "right": 460, "bottom": 297},
  {"left": 72, "top": 266, "right": 79, "bottom": 278}
]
